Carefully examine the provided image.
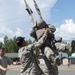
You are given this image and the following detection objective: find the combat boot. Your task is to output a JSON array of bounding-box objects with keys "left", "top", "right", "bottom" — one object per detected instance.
[
  {"left": 55, "top": 57, "right": 61, "bottom": 66},
  {"left": 50, "top": 55, "right": 61, "bottom": 66}
]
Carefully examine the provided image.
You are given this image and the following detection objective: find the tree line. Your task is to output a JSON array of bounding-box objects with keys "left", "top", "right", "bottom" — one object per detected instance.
[
  {"left": 0, "top": 35, "right": 32, "bottom": 53},
  {"left": 0, "top": 35, "right": 74, "bottom": 55}
]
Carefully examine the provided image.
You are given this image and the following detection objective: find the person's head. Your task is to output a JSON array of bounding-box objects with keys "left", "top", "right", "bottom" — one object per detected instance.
[
  {"left": 48, "top": 24, "right": 56, "bottom": 33},
  {"left": 55, "top": 37, "right": 62, "bottom": 42},
  {"left": 36, "top": 19, "right": 47, "bottom": 29},
  {"left": 16, "top": 37, "right": 26, "bottom": 47},
  {"left": 0, "top": 47, "right": 5, "bottom": 56}
]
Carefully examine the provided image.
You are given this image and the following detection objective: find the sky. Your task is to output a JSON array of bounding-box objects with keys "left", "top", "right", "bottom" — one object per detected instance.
[{"left": 0, "top": 0, "right": 75, "bottom": 42}]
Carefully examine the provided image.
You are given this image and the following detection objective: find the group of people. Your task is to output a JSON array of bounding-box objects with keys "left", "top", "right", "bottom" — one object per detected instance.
[
  {"left": 16, "top": 19, "right": 61, "bottom": 75},
  {"left": 0, "top": 19, "right": 69, "bottom": 75}
]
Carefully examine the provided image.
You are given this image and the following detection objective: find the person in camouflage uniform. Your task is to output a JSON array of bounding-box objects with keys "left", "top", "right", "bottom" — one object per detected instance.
[
  {"left": 30, "top": 19, "right": 60, "bottom": 75},
  {"left": 16, "top": 28, "right": 49, "bottom": 75}
]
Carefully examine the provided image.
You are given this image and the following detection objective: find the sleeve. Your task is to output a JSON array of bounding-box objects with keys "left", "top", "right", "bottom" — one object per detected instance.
[
  {"left": 30, "top": 28, "right": 36, "bottom": 37},
  {"left": 7, "top": 57, "right": 13, "bottom": 65},
  {"left": 30, "top": 27, "right": 37, "bottom": 40},
  {"left": 27, "top": 34, "right": 47, "bottom": 50}
]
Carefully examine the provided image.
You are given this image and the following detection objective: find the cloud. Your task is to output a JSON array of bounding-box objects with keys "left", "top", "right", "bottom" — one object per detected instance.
[
  {"left": 55, "top": 19, "right": 75, "bottom": 41},
  {"left": 0, "top": 0, "right": 75, "bottom": 43},
  {"left": 20, "top": 0, "right": 57, "bottom": 20},
  {"left": 0, "top": 0, "right": 58, "bottom": 42},
  {"left": 0, "top": 25, "right": 23, "bottom": 41},
  {"left": 15, "top": 28, "right": 23, "bottom": 36},
  {"left": 20, "top": 0, "right": 56, "bottom": 9},
  {"left": 0, "top": 38, "right": 4, "bottom": 43}
]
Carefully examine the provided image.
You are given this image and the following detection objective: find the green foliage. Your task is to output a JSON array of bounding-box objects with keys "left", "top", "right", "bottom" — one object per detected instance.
[
  {"left": 0, "top": 42, "right": 3, "bottom": 48},
  {"left": 26, "top": 39, "right": 32, "bottom": 45},
  {"left": 58, "top": 49, "right": 71, "bottom": 56},
  {"left": 1, "top": 35, "right": 74, "bottom": 56},
  {"left": 3, "top": 36, "right": 18, "bottom": 53}
]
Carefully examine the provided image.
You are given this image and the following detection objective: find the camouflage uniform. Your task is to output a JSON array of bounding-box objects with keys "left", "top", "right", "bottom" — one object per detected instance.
[
  {"left": 42, "top": 54, "right": 59, "bottom": 75},
  {"left": 30, "top": 19, "right": 60, "bottom": 75},
  {"left": 55, "top": 37, "right": 75, "bottom": 54},
  {"left": 18, "top": 34, "right": 47, "bottom": 75}
]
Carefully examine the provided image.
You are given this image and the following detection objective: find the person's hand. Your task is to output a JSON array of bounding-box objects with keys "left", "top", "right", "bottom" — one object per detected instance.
[
  {"left": 43, "top": 28, "right": 49, "bottom": 35},
  {"left": 34, "top": 21, "right": 37, "bottom": 26},
  {"left": 3, "top": 68, "right": 8, "bottom": 72}
]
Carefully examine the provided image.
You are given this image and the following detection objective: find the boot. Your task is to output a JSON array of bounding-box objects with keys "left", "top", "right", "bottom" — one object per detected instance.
[{"left": 50, "top": 55, "right": 61, "bottom": 66}]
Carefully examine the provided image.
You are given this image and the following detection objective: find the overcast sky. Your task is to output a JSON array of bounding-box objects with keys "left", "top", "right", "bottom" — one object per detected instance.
[{"left": 0, "top": 0, "right": 75, "bottom": 42}]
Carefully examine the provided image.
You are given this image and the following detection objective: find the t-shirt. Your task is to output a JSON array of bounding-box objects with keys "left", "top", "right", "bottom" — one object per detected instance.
[{"left": 0, "top": 56, "right": 13, "bottom": 75}]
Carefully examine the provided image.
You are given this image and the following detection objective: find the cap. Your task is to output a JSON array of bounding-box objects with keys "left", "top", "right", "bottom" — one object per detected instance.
[
  {"left": 16, "top": 36, "right": 25, "bottom": 46},
  {"left": 48, "top": 24, "right": 56, "bottom": 33}
]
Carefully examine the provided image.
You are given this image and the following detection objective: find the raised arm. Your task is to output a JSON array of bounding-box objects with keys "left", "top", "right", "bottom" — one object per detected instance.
[
  {"left": 28, "top": 28, "right": 49, "bottom": 49},
  {"left": 0, "top": 65, "right": 8, "bottom": 72}
]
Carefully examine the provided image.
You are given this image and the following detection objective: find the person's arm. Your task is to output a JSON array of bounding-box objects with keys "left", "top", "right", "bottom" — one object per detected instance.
[
  {"left": 30, "top": 27, "right": 37, "bottom": 39},
  {"left": 7, "top": 57, "right": 13, "bottom": 65},
  {"left": 30, "top": 21, "right": 38, "bottom": 40},
  {"left": 0, "top": 65, "right": 8, "bottom": 71},
  {"left": 28, "top": 28, "right": 49, "bottom": 49},
  {"left": 33, "top": 33, "right": 47, "bottom": 48}
]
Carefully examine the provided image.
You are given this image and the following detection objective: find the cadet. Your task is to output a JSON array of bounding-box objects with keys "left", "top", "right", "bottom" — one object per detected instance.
[
  {"left": 16, "top": 28, "right": 49, "bottom": 75},
  {"left": 30, "top": 19, "right": 60, "bottom": 75},
  {"left": 30, "top": 19, "right": 60, "bottom": 65}
]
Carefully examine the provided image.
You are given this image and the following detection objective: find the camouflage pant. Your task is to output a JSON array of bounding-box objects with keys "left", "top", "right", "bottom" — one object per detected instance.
[
  {"left": 44, "top": 65, "right": 58, "bottom": 75},
  {"left": 21, "top": 72, "right": 45, "bottom": 75},
  {"left": 50, "top": 65, "right": 58, "bottom": 75},
  {"left": 43, "top": 52, "right": 59, "bottom": 75},
  {"left": 21, "top": 66, "right": 45, "bottom": 75}
]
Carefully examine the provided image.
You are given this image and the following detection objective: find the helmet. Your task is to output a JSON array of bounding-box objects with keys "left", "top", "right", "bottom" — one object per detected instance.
[
  {"left": 36, "top": 19, "right": 47, "bottom": 29},
  {"left": 48, "top": 24, "right": 56, "bottom": 33},
  {"left": 55, "top": 37, "right": 62, "bottom": 42},
  {"left": 16, "top": 37, "right": 25, "bottom": 47}
]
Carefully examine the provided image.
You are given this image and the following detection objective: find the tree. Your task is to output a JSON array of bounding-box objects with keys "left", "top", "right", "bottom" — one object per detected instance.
[
  {"left": 12, "top": 36, "right": 19, "bottom": 52},
  {"left": 4, "top": 35, "right": 9, "bottom": 52},
  {"left": 3, "top": 36, "right": 33, "bottom": 53},
  {"left": 0, "top": 42, "right": 3, "bottom": 48},
  {"left": 3, "top": 36, "right": 19, "bottom": 53},
  {"left": 26, "top": 39, "right": 33, "bottom": 45}
]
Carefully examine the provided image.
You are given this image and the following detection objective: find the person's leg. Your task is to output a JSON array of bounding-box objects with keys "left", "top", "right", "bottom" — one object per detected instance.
[
  {"left": 50, "top": 65, "right": 59, "bottom": 75},
  {"left": 44, "top": 47, "right": 61, "bottom": 66}
]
